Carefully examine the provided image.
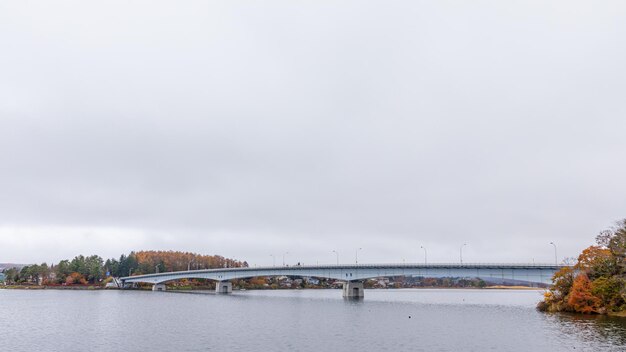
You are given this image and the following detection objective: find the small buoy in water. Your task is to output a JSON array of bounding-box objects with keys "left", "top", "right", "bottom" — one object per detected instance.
[{"left": 409, "top": 316, "right": 411, "bottom": 318}]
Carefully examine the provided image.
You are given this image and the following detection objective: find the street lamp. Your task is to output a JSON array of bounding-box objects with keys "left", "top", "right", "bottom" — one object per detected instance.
[
  {"left": 550, "top": 242, "right": 558, "bottom": 265},
  {"left": 282, "top": 252, "right": 289, "bottom": 266},
  {"left": 332, "top": 250, "right": 339, "bottom": 265},
  {"left": 460, "top": 243, "right": 467, "bottom": 264},
  {"left": 270, "top": 254, "right": 276, "bottom": 267},
  {"left": 420, "top": 246, "right": 427, "bottom": 265},
  {"left": 355, "top": 248, "right": 362, "bottom": 264}
]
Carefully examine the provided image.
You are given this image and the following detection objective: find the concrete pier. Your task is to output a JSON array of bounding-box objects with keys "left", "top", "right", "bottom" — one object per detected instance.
[
  {"left": 342, "top": 281, "right": 364, "bottom": 298},
  {"left": 152, "top": 283, "right": 166, "bottom": 291},
  {"left": 215, "top": 281, "right": 232, "bottom": 294}
]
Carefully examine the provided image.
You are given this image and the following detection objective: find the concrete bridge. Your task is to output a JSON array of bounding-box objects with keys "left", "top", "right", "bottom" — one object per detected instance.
[{"left": 120, "top": 263, "right": 564, "bottom": 298}]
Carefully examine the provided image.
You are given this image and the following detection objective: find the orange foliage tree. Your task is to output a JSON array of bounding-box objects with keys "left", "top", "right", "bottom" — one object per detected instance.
[
  {"left": 248, "top": 277, "right": 267, "bottom": 287},
  {"left": 575, "top": 246, "right": 615, "bottom": 279},
  {"left": 133, "top": 250, "right": 247, "bottom": 275},
  {"left": 567, "top": 273, "right": 601, "bottom": 314},
  {"left": 65, "top": 272, "right": 87, "bottom": 285}
]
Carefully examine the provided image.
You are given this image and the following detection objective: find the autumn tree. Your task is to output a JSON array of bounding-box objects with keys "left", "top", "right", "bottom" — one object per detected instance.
[
  {"left": 539, "top": 266, "right": 575, "bottom": 312},
  {"left": 591, "top": 276, "right": 624, "bottom": 310},
  {"left": 132, "top": 250, "right": 246, "bottom": 274},
  {"left": 540, "top": 218, "right": 626, "bottom": 314},
  {"left": 567, "top": 274, "right": 601, "bottom": 314},
  {"left": 575, "top": 246, "right": 616, "bottom": 280},
  {"left": 249, "top": 277, "right": 267, "bottom": 288},
  {"left": 66, "top": 272, "right": 87, "bottom": 285}
]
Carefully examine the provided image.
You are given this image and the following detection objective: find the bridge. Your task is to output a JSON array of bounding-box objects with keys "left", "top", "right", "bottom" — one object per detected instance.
[{"left": 120, "top": 263, "right": 564, "bottom": 298}]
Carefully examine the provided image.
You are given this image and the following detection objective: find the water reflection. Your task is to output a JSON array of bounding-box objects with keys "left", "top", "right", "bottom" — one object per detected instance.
[{"left": 547, "top": 312, "right": 626, "bottom": 347}]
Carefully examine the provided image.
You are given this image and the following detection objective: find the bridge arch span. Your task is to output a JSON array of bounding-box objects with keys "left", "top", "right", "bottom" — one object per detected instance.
[{"left": 120, "top": 264, "right": 564, "bottom": 298}]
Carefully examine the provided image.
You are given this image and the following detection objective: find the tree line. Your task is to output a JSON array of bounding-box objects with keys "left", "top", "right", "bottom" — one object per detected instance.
[
  {"left": 538, "top": 219, "right": 626, "bottom": 315},
  {"left": 1, "top": 251, "right": 247, "bottom": 285}
]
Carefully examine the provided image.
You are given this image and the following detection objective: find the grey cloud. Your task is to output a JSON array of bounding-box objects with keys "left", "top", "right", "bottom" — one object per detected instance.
[{"left": 1, "top": 1, "right": 626, "bottom": 265}]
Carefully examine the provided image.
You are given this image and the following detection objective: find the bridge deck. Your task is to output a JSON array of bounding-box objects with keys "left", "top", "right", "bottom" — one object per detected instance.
[{"left": 121, "top": 263, "right": 565, "bottom": 286}]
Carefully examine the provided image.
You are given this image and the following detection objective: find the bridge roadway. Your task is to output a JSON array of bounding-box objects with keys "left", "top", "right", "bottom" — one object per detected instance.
[{"left": 120, "top": 263, "right": 564, "bottom": 298}]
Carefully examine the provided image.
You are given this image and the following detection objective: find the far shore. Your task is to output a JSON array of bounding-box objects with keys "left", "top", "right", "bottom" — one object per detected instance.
[
  {"left": 1, "top": 285, "right": 545, "bottom": 291},
  {"left": 484, "top": 285, "right": 544, "bottom": 290}
]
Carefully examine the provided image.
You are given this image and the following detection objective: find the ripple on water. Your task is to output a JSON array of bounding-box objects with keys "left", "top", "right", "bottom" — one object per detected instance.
[{"left": 1, "top": 289, "right": 625, "bottom": 352}]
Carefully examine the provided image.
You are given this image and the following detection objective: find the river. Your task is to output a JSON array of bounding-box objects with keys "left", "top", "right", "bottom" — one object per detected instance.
[{"left": 2, "top": 288, "right": 625, "bottom": 351}]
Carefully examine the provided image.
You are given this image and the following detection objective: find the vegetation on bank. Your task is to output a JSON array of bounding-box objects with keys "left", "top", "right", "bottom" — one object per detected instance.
[
  {"left": 538, "top": 219, "right": 626, "bottom": 315},
  {"left": 1, "top": 251, "right": 246, "bottom": 287},
  {"left": 2, "top": 250, "right": 491, "bottom": 290}
]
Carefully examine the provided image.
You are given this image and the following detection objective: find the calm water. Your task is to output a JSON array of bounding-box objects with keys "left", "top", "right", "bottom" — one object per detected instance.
[{"left": 2, "top": 288, "right": 626, "bottom": 351}]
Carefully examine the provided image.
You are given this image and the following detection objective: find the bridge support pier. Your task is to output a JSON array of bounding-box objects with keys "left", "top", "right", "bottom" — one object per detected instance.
[
  {"left": 152, "top": 283, "right": 166, "bottom": 291},
  {"left": 342, "top": 281, "right": 364, "bottom": 299},
  {"left": 215, "top": 281, "right": 232, "bottom": 294}
]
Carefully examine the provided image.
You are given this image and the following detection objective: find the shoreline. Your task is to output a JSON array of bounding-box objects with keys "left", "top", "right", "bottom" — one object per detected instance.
[{"left": 1, "top": 285, "right": 545, "bottom": 291}]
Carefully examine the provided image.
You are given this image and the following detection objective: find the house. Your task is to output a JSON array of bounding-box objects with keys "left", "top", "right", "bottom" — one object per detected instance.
[{"left": 304, "top": 277, "right": 320, "bottom": 285}]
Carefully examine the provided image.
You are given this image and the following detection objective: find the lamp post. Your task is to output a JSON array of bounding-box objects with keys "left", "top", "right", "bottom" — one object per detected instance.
[
  {"left": 460, "top": 243, "right": 467, "bottom": 264},
  {"left": 420, "top": 246, "right": 427, "bottom": 265},
  {"left": 332, "top": 250, "right": 339, "bottom": 265},
  {"left": 270, "top": 254, "right": 276, "bottom": 267},
  {"left": 355, "top": 248, "right": 362, "bottom": 264},
  {"left": 550, "top": 242, "right": 558, "bottom": 265},
  {"left": 282, "top": 252, "right": 289, "bottom": 266}
]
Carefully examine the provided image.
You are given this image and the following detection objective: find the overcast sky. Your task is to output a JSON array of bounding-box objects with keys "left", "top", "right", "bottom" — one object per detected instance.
[{"left": 1, "top": 1, "right": 625, "bottom": 266}]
